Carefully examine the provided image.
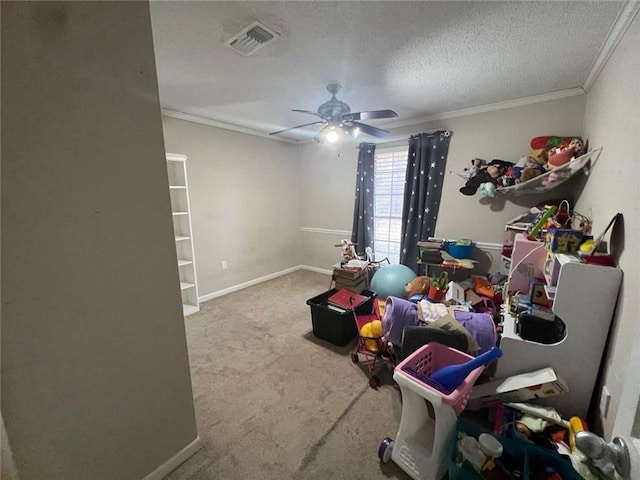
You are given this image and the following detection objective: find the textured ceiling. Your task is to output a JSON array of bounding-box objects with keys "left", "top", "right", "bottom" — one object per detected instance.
[{"left": 149, "top": 1, "right": 624, "bottom": 142}]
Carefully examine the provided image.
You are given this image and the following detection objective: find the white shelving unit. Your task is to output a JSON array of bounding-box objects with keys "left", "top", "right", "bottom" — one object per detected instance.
[
  {"left": 167, "top": 153, "right": 199, "bottom": 317},
  {"left": 497, "top": 233, "right": 622, "bottom": 418}
]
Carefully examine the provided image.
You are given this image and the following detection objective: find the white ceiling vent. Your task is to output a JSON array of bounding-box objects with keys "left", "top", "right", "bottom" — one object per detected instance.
[{"left": 225, "top": 21, "right": 280, "bottom": 56}]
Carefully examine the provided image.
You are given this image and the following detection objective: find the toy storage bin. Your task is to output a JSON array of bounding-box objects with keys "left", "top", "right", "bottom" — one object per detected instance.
[
  {"left": 306, "top": 288, "right": 377, "bottom": 346},
  {"left": 449, "top": 417, "right": 583, "bottom": 480},
  {"left": 379, "top": 343, "right": 485, "bottom": 480},
  {"left": 448, "top": 418, "right": 528, "bottom": 480},
  {"left": 445, "top": 241, "right": 475, "bottom": 259}
]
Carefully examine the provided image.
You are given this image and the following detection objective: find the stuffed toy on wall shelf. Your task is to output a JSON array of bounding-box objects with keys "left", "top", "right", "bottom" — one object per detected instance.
[
  {"left": 459, "top": 159, "right": 514, "bottom": 196},
  {"left": 456, "top": 135, "right": 586, "bottom": 197}
]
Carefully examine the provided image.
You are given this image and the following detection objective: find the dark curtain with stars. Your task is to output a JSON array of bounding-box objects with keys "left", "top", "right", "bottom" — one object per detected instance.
[
  {"left": 351, "top": 143, "right": 376, "bottom": 257},
  {"left": 400, "top": 131, "right": 452, "bottom": 272}
]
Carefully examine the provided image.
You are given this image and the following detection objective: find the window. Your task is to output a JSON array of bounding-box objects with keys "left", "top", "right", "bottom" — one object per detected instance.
[{"left": 373, "top": 147, "right": 408, "bottom": 264}]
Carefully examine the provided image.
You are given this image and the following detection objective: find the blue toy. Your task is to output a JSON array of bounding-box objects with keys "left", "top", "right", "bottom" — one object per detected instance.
[
  {"left": 430, "top": 346, "right": 503, "bottom": 390},
  {"left": 370, "top": 264, "right": 417, "bottom": 299}
]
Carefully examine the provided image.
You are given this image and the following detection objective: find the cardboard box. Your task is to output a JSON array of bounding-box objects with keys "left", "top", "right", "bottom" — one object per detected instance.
[
  {"left": 445, "top": 281, "right": 464, "bottom": 302},
  {"left": 545, "top": 229, "right": 584, "bottom": 254},
  {"left": 467, "top": 367, "right": 569, "bottom": 410}
]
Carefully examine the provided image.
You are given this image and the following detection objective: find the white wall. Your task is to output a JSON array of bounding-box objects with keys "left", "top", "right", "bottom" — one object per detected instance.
[
  {"left": 578, "top": 11, "right": 640, "bottom": 443},
  {"left": 161, "top": 117, "right": 301, "bottom": 296},
  {"left": 298, "top": 95, "right": 586, "bottom": 270},
  {"left": 1, "top": 3, "right": 197, "bottom": 479}
]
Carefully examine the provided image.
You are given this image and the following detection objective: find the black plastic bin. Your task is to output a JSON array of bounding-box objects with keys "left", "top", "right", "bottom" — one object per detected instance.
[{"left": 306, "top": 288, "right": 377, "bottom": 346}]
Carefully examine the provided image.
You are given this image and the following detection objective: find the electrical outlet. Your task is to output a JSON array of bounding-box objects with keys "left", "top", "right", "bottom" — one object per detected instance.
[
  {"left": 600, "top": 386, "right": 611, "bottom": 418},
  {"left": 221, "top": 260, "right": 228, "bottom": 270}
]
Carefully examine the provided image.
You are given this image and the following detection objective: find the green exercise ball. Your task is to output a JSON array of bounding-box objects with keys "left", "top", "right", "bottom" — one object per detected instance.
[{"left": 370, "top": 264, "right": 417, "bottom": 299}]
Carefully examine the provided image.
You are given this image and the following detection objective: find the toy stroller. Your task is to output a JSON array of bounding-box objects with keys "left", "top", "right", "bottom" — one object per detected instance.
[{"left": 350, "top": 301, "right": 396, "bottom": 389}]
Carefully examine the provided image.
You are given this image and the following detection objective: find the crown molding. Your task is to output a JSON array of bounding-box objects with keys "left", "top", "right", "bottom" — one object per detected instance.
[
  {"left": 163, "top": 88, "right": 590, "bottom": 146},
  {"left": 385, "top": 87, "right": 585, "bottom": 130},
  {"left": 583, "top": 0, "right": 640, "bottom": 91},
  {"left": 161, "top": 108, "right": 298, "bottom": 144}
]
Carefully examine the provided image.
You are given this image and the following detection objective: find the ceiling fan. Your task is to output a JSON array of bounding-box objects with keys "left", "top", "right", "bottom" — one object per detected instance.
[{"left": 269, "top": 83, "right": 398, "bottom": 142}]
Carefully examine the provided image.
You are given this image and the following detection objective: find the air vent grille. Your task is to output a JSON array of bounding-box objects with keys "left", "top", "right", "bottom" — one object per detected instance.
[{"left": 225, "top": 21, "right": 280, "bottom": 56}]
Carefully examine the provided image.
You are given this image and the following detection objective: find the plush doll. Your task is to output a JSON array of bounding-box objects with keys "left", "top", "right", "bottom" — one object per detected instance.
[
  {"left": 459, "top": 159, "right": 514, "bottom": 196},
  {"left": 404, "top": 276, "right": 431, "bottom": 298},
  {"left": 531, "top": 136, "right": 582, "bottom": 152},
  {"left": 547, "top": 137, "right": 585, "bottom": 168},
  {"left": 501, "top": 156, "right": 534, "bottom": 186},
  {"left": 465, "top": 158, "right": 487, "bottom": 179}
]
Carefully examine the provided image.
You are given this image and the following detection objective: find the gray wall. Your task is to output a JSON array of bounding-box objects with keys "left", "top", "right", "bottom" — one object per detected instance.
[
  {"left": 298, "top": 142, "right": 357, "bottom": 269},
  {"left": 1, "top": 3, "right": 197, "bottom": 479},
  {"left": 298, "top": 95, "right": 586, "bottom": 270},
  {"left": 162, "top": 117, "right": 301, "bottom": 296},
  {"left": 577, "top": 12, "right": 640, "bottom": 441}
]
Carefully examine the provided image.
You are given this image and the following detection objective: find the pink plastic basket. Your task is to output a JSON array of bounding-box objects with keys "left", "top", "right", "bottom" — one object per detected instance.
[{"left": 395, "top": 343, "right": 483, "bottom": 415}]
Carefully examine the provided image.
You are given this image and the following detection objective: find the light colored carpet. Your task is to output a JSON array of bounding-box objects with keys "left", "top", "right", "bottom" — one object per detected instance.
[{"left": 165, "top": 270, "right": 412, "bottom": 480}]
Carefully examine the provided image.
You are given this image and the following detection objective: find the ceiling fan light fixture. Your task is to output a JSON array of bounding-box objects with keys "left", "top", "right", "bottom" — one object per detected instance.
[
  {"left": 269, "top": 84, "right": 398, "bottom": 140},
  {"left": 324, "top": 125, "right": 341, "bottom": 143},
  {"left": 346, "top": 125, "right": 360, "bottom": 138}
]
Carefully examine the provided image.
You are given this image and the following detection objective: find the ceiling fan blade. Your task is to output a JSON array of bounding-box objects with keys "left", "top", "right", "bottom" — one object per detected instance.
[
  {"left": 347, "top": 110, "right": 398, "bottom": 121},
  {"left": 352, "top": 121, "right": 390, "bottom": 138},
  {"left": 269, "top": 121, "right": 326, "bottom": 136},
  {"left": 292, "top": 109, "right": 325, "bottom": 119}
]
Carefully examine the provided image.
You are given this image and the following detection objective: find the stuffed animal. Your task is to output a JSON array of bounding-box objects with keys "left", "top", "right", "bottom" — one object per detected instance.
[
  {"left": 502, "top": 156, "right": 535, "bottom": 186},
  {"left": 459, "top": 159, "right": 514, "bottom": 196},
  {"left": 336, "top": 239, "right": 358, "bottom": 262},
  {"left": 404, "top": 276, "right": 431, "bottom": 297},
  {"left": 531, "top": 136, "right": 581, "bottom": 152},
  {"left": 518, "top": 163, "right": 545, "bottom": 183},
  {"left": 465, "top": 158, "right": 487, "bottom": 179},
  {"left": 450, "top": 158, "right": 488, "bottom": 181},
  {"left": 529, "top": 148, "right": 550, "bottom": 165}
]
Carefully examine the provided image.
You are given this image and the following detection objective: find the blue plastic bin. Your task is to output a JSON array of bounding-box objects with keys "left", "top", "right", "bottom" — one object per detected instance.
[{"left": 446, "top": 241, "right": 475, "bottom": 259}]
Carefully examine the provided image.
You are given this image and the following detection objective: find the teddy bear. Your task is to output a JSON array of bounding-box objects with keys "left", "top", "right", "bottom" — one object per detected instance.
[
  {"left": 459, "top": 159, "right": 514, "bottom": 196},
  {"left": 404, "top": 276, "right": 431, "bottom": 298},
  {"left": 518, "top": 164, "right": 545, "bottom": 183}
]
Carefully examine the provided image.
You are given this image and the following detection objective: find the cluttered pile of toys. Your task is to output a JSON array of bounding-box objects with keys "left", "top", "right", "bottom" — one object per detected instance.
[
  {"left": 451, "top": 400, "right": 630, "bottom": 480},
  {"left": 455, "top": 136, "right": 587, "bottom": 197}
]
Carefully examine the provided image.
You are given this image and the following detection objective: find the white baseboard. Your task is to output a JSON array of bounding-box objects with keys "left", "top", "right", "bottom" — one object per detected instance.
[
  {"left": 199, "top": 266, "right": 300, "bottom": 303},
  {"left": 298, "top": 265, "right": 333, "bottom": 275},
  {"left": 198, "top": 265, "right": 333, "bottom": 303},
  {"left": 142, "top": 436, "right": 202, "bottom": 480}
]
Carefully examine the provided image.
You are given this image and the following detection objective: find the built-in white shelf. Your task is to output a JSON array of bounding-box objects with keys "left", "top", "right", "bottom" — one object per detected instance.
[
  {"left": 168, "top": 153, "right": 199, "bottom": 317},
  {"left": 183, "top": 304, "right": 199, "bottom": 316}
]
